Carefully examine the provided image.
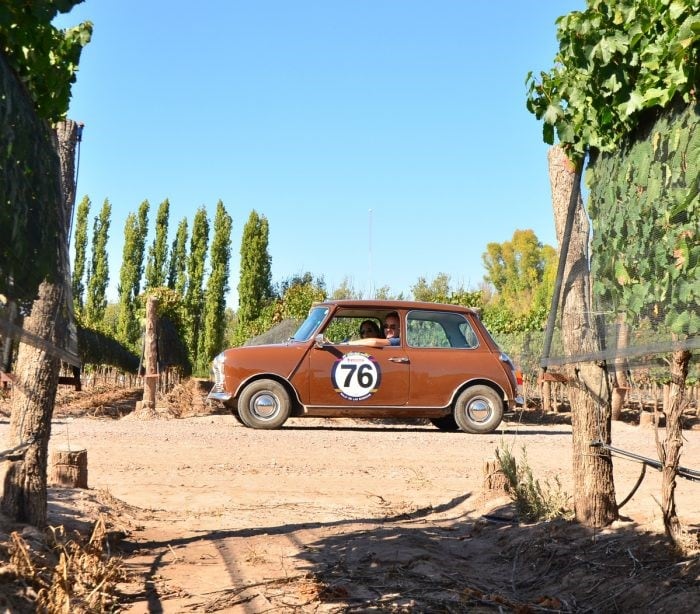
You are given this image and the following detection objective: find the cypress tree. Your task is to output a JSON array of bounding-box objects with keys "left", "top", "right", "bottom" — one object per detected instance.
[
  {"left": 71, "top": 194, "right": 90, "bottom": 316},
  {"left": 145, "top": 198, "right": 170, "bottom": 289},
  {"left": 200, "top": 200, "right": 232, "bottom": 368},
  {"left": 184, "top": 207, "right": 209, "bottom": 366},
  {"left": 84, "top": 199, "right": 111, "bottom": 329},
  {"left": 167, "top": 218, "right": 188, "bottom": 296},
  {"left": 116, "top": 200, "right": 149, "bottom": 348},
  {"left": 133, "top": 200, "right": 149, "bottom": 296},
  {"left": 237, "top": 210, "right": 272, "bottom": 324}
]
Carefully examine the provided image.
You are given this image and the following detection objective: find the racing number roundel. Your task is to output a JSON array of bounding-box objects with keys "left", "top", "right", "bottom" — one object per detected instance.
[{"left": 331, "top": 352, "right": 382, "bottom": 401}]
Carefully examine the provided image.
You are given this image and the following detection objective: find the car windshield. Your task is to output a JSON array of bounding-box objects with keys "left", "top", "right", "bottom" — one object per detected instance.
[{"left": 291, "top": 306, "right": 329, "bottom": 341}]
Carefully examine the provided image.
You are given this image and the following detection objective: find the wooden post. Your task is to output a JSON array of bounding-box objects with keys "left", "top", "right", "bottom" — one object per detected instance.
[
  {"left": 542, "top": 380, "right": 552, "bottom": 412},
  {"left": 639, "top": 411, "right": 656, "bottom": 428},
  {"left": 539, "top": 372, "right": 568, "bottom": 413},
  {"left": 49, "top": 448, "right": 88, "bottom": 488},
  {"left": 139, "top": 296, "right": 159, "bottom": 412},
  {"left": 611, "top": 318, "right": 630, "bottom": 421},
  {"left": 483, "top": 458, "right": 509, "bottom": 494}
]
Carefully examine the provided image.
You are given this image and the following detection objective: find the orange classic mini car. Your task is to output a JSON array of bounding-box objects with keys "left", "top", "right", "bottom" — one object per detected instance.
[{"left": 208, "top": 300, "right": 523, "bottom": 433}]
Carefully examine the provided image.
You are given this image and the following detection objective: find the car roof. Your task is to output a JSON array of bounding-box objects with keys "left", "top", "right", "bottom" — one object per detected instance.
[{"left": 315, "top": 299, "right": 480, "bottom": 315}]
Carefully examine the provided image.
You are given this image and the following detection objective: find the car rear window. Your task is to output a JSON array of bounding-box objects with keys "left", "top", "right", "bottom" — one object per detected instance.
[{"left": 406, "top": 310, "right": 479, "bottom": 349}]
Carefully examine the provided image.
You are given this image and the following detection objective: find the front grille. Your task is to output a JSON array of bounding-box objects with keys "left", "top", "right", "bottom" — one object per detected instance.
[{"left": 211, "top": 360, "right": 225, "bottom": 393}]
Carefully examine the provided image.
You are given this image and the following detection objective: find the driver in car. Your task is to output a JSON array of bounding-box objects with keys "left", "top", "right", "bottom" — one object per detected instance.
[{"left": 348, "top": 312, "right": 400, "bottom": 347}]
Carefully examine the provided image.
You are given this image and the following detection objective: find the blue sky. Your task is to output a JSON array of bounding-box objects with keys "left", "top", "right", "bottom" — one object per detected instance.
[{"left": 54, "top": 1, "right": 583, "bottom": 308}]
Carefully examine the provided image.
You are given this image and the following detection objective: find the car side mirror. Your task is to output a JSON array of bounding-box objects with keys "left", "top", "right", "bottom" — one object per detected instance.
[{"left": 314, "top": 333, "right": 329, "bottom": 348}]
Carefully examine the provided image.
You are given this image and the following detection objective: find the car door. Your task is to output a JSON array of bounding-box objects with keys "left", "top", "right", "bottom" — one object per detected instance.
[
  {"left": 306, "top": 342, "right": 410, "bottom": 407},
  {"left": 404, "top": 310, "right": 506, "bottom": 407}
]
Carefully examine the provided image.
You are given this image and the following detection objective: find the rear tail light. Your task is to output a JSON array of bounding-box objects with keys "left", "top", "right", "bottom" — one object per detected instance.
[{"left": 499, "top": 352, "right": 524, "bottom": 404}]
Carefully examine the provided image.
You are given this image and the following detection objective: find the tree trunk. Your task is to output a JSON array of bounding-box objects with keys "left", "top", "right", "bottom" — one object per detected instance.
[
  {"left": 2, "top": 282, "right": 63, "bottom": 525},
  {"left": 547, "top": 146, "right": 617, "bottom": 527},
  {"left": 610, "top": 317, "right": 630, "bottom": 421},
  {"left": 656, "top": 348, "right": 691, "bottom": 545},
  {"left": 1, "top": 121, "right": 78, "bottom": 526},
  {"left": 142, "top": 296, "right": 159, "bottom": 410},
  {"left": 53, "top": 120, "right": 82, "bottom": 368}
]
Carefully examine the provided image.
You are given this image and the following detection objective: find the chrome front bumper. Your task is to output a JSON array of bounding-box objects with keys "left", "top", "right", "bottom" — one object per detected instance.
[
  {"left": 207, "top": 390, "right": 233, "bottom": 402},
  {"left": 208, "top": 353, "right": 232, "bottom": 403}
]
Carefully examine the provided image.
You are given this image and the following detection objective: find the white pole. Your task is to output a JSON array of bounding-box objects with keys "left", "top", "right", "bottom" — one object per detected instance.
[{"left": 368, "top": 208, "right": 373, "bottom": 299}]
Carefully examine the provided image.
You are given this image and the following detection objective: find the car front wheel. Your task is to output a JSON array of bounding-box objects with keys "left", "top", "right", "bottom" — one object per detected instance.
[
  {"left": 453, "top": 385, "right": 503, "bottom": 434},
  {"left": 238, "top": 379, "right": 291, "bottom": 429}
]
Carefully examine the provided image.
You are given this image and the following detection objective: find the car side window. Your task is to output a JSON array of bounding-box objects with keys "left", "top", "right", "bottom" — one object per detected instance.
[
  {"left": 459, "top": 321, "right": 479, "bottom": 348},
  {"left": 407, "top": 311, "right": 479, "bottom": 349},
  {"left": 407, "top": 316, "right": 450, "bottom": 348},
  {"left": 323, "top": 317, "right": 358, "bottom": 343}
]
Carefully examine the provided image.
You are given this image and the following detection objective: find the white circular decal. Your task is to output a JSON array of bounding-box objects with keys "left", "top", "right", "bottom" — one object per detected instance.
[{"left": 331, "top": 352, "right": 382, "bottom": 401}]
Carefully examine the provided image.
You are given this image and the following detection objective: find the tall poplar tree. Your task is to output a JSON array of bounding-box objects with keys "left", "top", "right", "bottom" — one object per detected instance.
[
  {"left": 134, "top": 200, "right": 150, "bottom": 295},
  {"left": 237, "top": 210, "right": 272, "bottom": 324},
  {"left": 84, "top": 198, "right": 111, "bottom": 329},
  {"left": 167, "top": 218, "right": 188, "bottom": 296},
  {"left": 200, "top": 200, "right": 232, "bottom": 368},
  {"left": 116, "top": 200, "right": 150, "bottom": 348},
  {"left": 184, "top": 207, "right": 209, "bottom": 366},
  {"left": 145, "top": 198, "right": 170, "bottom": 289},
  {"left": 71, "top": 194, "right": 90, "bottom": 316}
]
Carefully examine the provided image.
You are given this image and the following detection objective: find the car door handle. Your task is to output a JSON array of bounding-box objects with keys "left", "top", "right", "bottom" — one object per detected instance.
[{"left": 388, "top": 357, "right": 410, "bottom": 363}]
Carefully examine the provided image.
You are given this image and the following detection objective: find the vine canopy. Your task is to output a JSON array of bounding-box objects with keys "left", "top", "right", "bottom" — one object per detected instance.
[
  {"left": 526, "top": 0, "right": 699, "bottom": 159},
  {"left": 0, "top": 0, "right": 92, "bottom": 122}
]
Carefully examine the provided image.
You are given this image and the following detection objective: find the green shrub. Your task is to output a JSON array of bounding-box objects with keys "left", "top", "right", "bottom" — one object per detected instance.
[{"left": 495, "top": 444, "right": 573, "bottom": 522}]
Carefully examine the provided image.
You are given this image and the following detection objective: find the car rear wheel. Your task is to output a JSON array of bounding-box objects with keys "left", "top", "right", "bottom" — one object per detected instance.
[
  {"left": 453, "top": 385, "right": 503, "bottom": 434},
  {"left": 430, "top": 415, "right": 459, "bottom": 431},
  {"left": 238, "top": 379, "right": 291, "bottom": 429}
]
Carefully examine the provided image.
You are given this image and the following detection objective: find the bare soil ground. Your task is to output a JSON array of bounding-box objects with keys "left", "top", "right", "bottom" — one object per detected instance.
[{"left": 1, "top": 381, "right": 700, "bottom": 613}]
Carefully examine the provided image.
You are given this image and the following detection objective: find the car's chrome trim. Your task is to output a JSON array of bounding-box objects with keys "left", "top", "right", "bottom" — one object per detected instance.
[{"left": 207, "top": 391, "right": 233, "bottom": 402}]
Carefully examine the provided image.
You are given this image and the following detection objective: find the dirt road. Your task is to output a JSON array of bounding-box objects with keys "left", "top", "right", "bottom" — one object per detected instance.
[{"left": 34, "top": 396, "right": 700, "bottom": 613}]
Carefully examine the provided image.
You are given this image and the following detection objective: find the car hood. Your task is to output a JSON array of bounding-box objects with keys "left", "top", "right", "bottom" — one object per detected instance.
[{"left": 222, "top": 341, "right": 309, "bottom": 382}]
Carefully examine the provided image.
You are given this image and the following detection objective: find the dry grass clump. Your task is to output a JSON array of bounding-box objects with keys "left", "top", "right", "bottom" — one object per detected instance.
[
  {"left": 496, "top": 444, "right": 573, "bottom": 522},
  {"left": 6, "top": 515, "right": 124, "bottom": 613}
]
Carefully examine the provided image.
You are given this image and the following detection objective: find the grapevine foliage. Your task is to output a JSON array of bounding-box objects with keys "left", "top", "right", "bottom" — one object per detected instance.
[
  {"left": 526, "top": 0, "right": 699, "bottom": 159},
  {"left": 527, "top": 0, "right": 699, "bottom": 341},
  {"left": 588, "top": 101, "right": 699, "bottom": 336},
  {"left": 0, "top": 0, "right": 92, "bottom": 122}
]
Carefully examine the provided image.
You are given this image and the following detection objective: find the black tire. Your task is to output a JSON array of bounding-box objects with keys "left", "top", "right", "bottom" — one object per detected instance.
[
  {"left": 237, "top": 379, "right": 291, "bottom": 429},
  {"left": 430, "top": 415, "right": 459, "bottom": 431},
  {"left": 453, "top": 385, "right": 504, "bottom": 434},
  {"left": 227, "top": 406, "right": 246, "bottom": 426}
]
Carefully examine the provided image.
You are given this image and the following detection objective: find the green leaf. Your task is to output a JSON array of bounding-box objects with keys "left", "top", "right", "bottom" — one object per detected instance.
[
  {"left": 543, "top": 122, "right": 554, "bottom": 145},
  {"left": 614, "top": 260, "right": 630, "bottom": 285},
  {"left": 668, "top": 309, "right": 690, "bottom": 335},
  {"left": 642, "top": 87, "right": 668, "bottom": 104},
  {"left": 621, "top": 90, "right": 644, "bottom": 116},
  {"left": 669, "top": 1, "right": 686, "bottom": 20},
  {"left": 544, "top": 104, "right": 563, "bottom": 125},
  {"left": 557, "top": 122, "right": 575, "bottom": 143}
]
